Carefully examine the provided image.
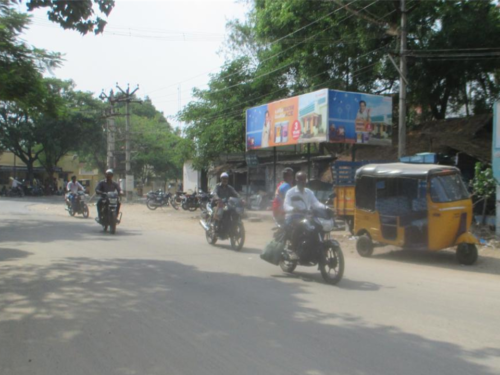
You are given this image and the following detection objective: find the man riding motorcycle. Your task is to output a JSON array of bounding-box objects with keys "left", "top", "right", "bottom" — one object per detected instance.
[
  {"left": 212, "top": 172, "right": 239, "bottom": 221},
  {"left": 283, "top": 172, "right": 326, "bottom": 259},
  {"left": 95, "top": 169, "right": 122, "bottom": 224},
  {"left": 66, "top": 176, "right": 85, "bottom": 211}
]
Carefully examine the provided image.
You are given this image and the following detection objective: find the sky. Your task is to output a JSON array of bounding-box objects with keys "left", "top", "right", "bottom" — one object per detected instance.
[{"left": 18, "top": 0, "right": 249, "bottom": 128}]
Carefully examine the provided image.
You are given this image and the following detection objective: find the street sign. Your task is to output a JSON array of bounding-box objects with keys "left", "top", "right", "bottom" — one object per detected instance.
[{"left": 245, "top": 153, "right": 259, "bottom": 167}]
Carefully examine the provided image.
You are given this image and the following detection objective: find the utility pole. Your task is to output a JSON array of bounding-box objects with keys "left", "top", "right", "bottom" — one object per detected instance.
[
  {"left": 398, "top": 0, "right": 408, "bottom": 159},
  {"left": 101, "top": 84, "right": 141, "bottom": 202},
  {"left": 100, "top": 90, "right": 116, "bottom": 170},
  {"left": 116, "top": 84, "right": 140, "bottom": 202}
]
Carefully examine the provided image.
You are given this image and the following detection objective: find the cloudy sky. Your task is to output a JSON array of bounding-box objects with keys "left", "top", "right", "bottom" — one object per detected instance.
[{"left": 18, "top": 0, "right": 248, "bottom": 127}]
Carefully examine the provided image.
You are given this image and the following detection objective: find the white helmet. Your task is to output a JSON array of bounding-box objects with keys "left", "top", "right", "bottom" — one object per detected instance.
[
  {"left": 220, "top": 172, "right": 229, "bottom": 178},
  {"left": 105, "top": 169, "right": 114, "bottom": 175}
]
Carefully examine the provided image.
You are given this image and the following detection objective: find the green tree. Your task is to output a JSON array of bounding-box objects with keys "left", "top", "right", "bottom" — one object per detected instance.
[
  {"left": 471, "top": 162, "right": 497, "bottom": 225},
  {"left": 15, "top": 0, "right": 115, "bottom": 34},
  {"left": 0, "top": 1, "right": 60, "bottom": 103}
]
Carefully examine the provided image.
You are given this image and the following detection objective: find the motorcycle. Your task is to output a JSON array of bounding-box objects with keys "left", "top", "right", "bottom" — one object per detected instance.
[
  {"left": 8, "top": 186, "right": 24, "bottom": 197},
  {"left": 182, "top": 191, "right": 200, "bottom": 211},
  {"left": 66, "top": 191, "right": 90, "bottom": 218},
  {"left": 174, "top": 191, "right": 186, "bottom": 205},
  {"left": 270, "top": 207, "right": 344, "bottom": 285},
  {"left": 146, "top": 189, "right": 179, "bottom": 210},
  {"left": 200, "top": 197, "right": 245, "bottom": 251},
  {"left": 96, "top": 192, "right": 122, "bottom": 234}
]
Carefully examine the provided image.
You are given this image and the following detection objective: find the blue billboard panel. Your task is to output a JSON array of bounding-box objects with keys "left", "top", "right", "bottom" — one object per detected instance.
[{"left": 328, "top": 90, "right": 393, "bottom": 146}]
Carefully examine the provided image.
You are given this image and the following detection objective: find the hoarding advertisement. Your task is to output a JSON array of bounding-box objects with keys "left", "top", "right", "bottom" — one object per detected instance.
[
  {"left": 246, "top": 89, "right": 328, "bottom": 150},
  {"left": 246, "top": 89, "right": 392, "bottom": 150},
  {"left": 328, "top": 90, "right": 393, "bottom": 146}
]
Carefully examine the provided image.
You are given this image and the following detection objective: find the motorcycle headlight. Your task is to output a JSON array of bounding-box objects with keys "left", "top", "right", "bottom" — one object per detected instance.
[
  {"left": 318, "top": 218, "right": 334, "bottom": 232},
  {"left": 109, "top": 198, "right": 118, "bottom": 204}
]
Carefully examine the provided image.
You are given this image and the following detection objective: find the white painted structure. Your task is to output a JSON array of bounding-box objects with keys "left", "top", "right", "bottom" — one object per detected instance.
[{"left": 183, "top": 161, "right": 199, "bottom": 193}]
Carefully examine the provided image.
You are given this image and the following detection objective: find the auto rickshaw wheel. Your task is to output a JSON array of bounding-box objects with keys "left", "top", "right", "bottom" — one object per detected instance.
[
  {"left": 456, "top": 243, "right": 478, "bottom": 265},
  {"left": 356, "top": 234, "right": 374, "bottom": 258}
]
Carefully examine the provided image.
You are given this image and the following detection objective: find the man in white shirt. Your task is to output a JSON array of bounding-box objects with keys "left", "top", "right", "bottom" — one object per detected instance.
[
  {"left": 284, "top": 172, "right": 325, "bottom": 224},
  {"left": 66, "top": 176, "right": 84, "bottom": 210}
]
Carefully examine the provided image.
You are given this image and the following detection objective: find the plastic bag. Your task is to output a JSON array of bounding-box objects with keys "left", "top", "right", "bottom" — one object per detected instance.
[{"left": 260, "top": 240, "right": 285, "bottom": 265}]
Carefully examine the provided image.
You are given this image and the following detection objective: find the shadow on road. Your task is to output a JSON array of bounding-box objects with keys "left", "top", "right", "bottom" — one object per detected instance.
[
  {"left": 370, "top": 248, "right": 500, "bottom": 276},
  {"left": 0, "top": 218, "right": 139, "bottom": 244},
  {"left": 0, "top": 256, "right": 498, "bottom": 375},
  {"left": 0, "top": 248, "right": 32, "bottom": 262}
]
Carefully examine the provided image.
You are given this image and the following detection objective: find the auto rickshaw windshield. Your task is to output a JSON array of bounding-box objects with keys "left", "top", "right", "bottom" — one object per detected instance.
[{"left": 430, "top": 173, "right": 470, "bottom": 203}]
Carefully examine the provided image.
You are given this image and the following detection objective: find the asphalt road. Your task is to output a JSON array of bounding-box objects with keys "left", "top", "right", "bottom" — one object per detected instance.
[{"left": 1, "top": 198, "right": 499, "bottom": 375}]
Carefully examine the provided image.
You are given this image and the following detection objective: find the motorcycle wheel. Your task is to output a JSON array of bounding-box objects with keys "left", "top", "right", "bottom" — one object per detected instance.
[
  {"left": 319, "top": 242, "right": 345, "bottom": 285},
  {"left": 206, "top": 226, "right": 217, "bottom": 245},
  {"left": 188, "top": 203, "right": 198, "bottom": 212},
  {"left": 279, "top": 259, "right": 297, "bottom": 273},
  {"left": 230, "top": 222, "right": 245, "bottom": 251},
  {"left": 68, "top": 206, "right": 75, "bottom": 217},
  {"left": 103, "top": 225, "right": 108, "bottom": 232},
  {"left": 110, "top": 212, "right": 117, "bottom": 234},
  {"left": 82, "top": 203, "right": 89, "bottom": 218},
  {"left": 146, "top": 199, "right": 158, "bottom": 211},
  {"left": 181, "top": 202, "right": 189, "bottom": 211},
  {"left": 170, "top": 198, "right": 179, "bottom": 210}
]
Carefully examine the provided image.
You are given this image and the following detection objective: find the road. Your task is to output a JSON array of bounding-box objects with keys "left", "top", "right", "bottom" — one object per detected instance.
[{"left": 0, "top": 198, "right": 499, "bottom": 375}]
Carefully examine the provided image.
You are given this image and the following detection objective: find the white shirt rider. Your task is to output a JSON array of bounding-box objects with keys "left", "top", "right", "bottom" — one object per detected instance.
[
  {"left": 67, "top": 180, "right": 84, "bottom": 194},
  {"left": 283, "top": 172, "right": 325, "bottom": 221}
]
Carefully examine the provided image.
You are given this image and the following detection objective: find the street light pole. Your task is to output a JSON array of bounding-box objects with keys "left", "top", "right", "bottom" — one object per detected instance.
[{"left": 398, "top": 0, "right": 408, "bottom": 159}]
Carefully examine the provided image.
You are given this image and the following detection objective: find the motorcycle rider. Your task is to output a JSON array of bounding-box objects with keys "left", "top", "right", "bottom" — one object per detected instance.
[
  {"left": 66, "top": 176, "right": 84, "bottom": 211},
  {"left": 272, "top": 167, "right": 294, "bottom": 224},
  {"left": 283, "top": 172, "right": 326, "bottom": 259},
  {"left": 212, "top": 172, "right": 239, "bottom": 222},
  {"left": 95, "top": 169, "right": 122, "bottom": 224}
]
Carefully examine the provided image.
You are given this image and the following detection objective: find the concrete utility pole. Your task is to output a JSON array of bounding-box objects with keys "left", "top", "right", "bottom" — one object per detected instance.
[
  {"left": 100, "top": 90, "right": 117, "bottom": 170},
  {"left": 398, "top": 0, "right": 408, "bottom": 159},
  {"left": 116, "top": 84, "right": 140, "bottom": 202}
]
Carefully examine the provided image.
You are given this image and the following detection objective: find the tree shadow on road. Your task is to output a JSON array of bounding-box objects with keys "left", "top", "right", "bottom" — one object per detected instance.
[{"left": 0, "top": 256, "right": 498, "bottom": 375}]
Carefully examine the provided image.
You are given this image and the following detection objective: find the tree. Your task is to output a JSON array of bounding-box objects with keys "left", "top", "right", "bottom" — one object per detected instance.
[
  {"left": 15, "top": 0, "right": 115, "bottom": 34},
  {"left": 0, "top": 1, "right": 61, "bottom": 103},
  {"left": 36, "top": 79, "right": 104, "bottom": 178},
  {"left": 471, "top": 162, "right": 497, "bottom": 225},
  {"left": 224, "top": 0, "right": 500, "bottom": 121}
]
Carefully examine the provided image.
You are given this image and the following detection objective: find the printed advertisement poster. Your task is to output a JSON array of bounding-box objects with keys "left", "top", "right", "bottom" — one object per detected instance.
[
  {"left": 328, "top": 90, "right": 392, "bottom": 146},
  {"left": 246, "top": 89, "right": 328, "bottom": 150}
]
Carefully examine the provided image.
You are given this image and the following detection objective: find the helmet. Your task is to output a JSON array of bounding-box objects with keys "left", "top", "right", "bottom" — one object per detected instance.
[
  {"left": 105, "top": 169, "right": 114, "bottom": 175},
  {"left": 220, "top": 172, "right": 229, "bottom": 178}
]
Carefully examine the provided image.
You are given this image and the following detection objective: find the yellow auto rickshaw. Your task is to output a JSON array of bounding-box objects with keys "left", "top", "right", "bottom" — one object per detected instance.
[{"left": 354, "top": 163, "right": 478, "bottom": 265}]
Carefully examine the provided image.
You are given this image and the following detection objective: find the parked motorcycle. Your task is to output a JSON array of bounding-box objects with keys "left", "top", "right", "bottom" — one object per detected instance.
[
  {"left": 200, "top": 197, "right": 245, "bottom": 251},
  {"left": 96, "top": 192, "right": 122, "bottom": 234},
  {"left": 182, "top": 191, "right": 200, "bottom": 211},
  {"left": 146, "top": 189, "right": 179, "bottom": 210},
  {"left": 66, "top": 191, "right": 90, "bottom": 218},
  {"left": 270, "top": 207, "right": 344, "bottom": 285},
  {"left": 174, "top": 191, "right": 186, "bottom": 205}
]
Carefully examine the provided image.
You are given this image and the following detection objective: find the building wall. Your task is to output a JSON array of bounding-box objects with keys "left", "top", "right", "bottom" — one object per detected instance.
[{"left": 183, "top": 161, "right": 199, "bottom": 193}]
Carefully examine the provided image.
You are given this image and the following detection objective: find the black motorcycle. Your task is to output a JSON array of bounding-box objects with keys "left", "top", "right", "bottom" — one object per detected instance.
[
  {"left": 66, "top": 191, "right": 90, "bottom": 218},
  {"left": 269, "top": 207, "right": 344, "bottom": 285},
  {"left": 200, "top": 197, "right": 245, "bottom": 251},
  {"left": 96, "top": 192, "right": 122, "bottom": 234},
  {"left": 182, "top": 191, "right": 199, "bottom": 211},
  {"left": 8, "top": 186, "right": 24, "bottom": 197},
  {"left": 146, "top": 189, "right": 178, "bottom": 210}
]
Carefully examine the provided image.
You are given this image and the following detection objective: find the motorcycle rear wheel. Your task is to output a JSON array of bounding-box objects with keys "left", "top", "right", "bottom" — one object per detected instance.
[
  {"left": 279, "top": 259, "right": 297, "bottom": 273},
  {"left": 170, "top": 198, "right": 179, "bottom": 210},
  {"left": 188, "top": 203, "right": 198, "bottom": 212},
  {"left": 146, "top": 199, "right": 158, "bottom": 211},
  {"left": 206, "top": 228, "right": 217, "bottom": 245},
  {"left": 319, "top": 242, "right": 344, "bottom": 285}
]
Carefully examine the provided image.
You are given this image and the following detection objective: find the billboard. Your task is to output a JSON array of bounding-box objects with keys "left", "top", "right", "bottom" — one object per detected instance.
[
  {"left": 246, "top": 89, "right": 392, "bottom": 150},
  {"left": 246, "top": 89, "right": 329, "bottom": 150},
  {"left": 328, "top": 90, "right": 393, "bottom": 146}
]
